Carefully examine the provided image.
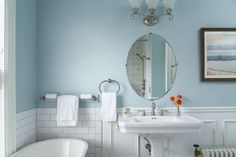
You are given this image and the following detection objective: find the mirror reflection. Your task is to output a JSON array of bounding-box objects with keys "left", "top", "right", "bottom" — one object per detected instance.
[{"left": 126, "top": 33, "right": 177, "bottom": 100}]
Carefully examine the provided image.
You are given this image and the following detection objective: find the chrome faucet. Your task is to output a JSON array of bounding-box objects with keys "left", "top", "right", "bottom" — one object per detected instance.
[
  {"left": 151, "top": 102, "right": 156, "bottom": 116},
  {"left": 151, "top": 103, "right": 166, "bottom": 116}
]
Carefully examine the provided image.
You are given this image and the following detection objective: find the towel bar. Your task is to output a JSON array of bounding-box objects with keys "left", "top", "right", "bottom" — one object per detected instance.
[
  {"left": 99, "top": 79, "right": 120, "bottom": 94},
  {"left": 40, "top": 94, "right": 97, "bottom": 102}
]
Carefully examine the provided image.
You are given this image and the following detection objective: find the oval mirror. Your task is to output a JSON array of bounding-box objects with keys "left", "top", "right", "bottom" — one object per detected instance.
[{"left": 126, "top": 33, "right": 177, "bottom": 100}]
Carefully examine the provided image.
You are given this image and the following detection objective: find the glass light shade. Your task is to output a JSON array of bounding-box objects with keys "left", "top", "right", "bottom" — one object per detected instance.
[
  {"left": 129, "top": 0, "right": 142, "bottom": 9},
  {"left": 163, "top": 0, "right": 176, "bottom": 9},
  {"left": 146, "top": 0, "right": 160, "bottom": 9}
]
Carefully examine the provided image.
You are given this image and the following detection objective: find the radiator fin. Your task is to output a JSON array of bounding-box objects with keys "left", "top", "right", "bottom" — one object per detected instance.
[{"left": 202, "top": 147, "right": 236, "bottom": 157}]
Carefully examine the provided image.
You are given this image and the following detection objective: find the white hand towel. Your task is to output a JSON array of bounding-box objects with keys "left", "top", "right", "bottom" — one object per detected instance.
[
  {"left": 102, "top": 92, "right": 117, "bottom": 122},
  {"left": 57, "top": 95, "right": 79, "bottom": 127}
]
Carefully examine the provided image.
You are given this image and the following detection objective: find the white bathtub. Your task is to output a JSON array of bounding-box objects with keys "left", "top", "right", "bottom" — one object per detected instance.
[{"left": 11, "top": 139, "right": 88, "bottom": 157}]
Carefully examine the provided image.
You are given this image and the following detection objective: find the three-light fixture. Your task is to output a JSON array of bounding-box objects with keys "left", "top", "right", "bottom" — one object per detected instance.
[{"left": 129, "top": 0, "right": 177, "bottom": 26}]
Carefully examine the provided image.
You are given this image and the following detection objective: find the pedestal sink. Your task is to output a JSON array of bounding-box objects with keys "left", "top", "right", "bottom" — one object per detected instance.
[{"left": 118, "top": 115, "right": 203, "bottom": 157}]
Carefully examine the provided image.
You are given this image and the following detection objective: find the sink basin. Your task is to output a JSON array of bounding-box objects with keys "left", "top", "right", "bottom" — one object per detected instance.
[
  {"left": 118, "top": 115, "right": 203, "bottom": 157},
  {"left": 118, "top": 114, "right": 203, "bottom": 157},
  {"left": 118, "top": 115, "right": 203, "bottom": 135}
]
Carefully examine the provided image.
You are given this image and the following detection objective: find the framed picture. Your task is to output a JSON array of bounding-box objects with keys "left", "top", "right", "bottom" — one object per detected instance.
[{"left": 201, "top": 28, "right": 236, "bottom": 81}]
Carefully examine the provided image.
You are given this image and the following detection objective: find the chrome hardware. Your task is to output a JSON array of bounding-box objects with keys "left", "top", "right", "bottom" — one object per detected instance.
[
  {"left": 193, "top": 144, "right": 202, "bottom": 157},
  {"left": 144, "top": 137, "right": 151, "bottom": 156},
  {"left": 99, "top": 79, "right": 120, "bottom": 94},
  {"left": 159, "top": 109, "right": 164, "bottom": 116},
  {"left": 151, "top": 102, "right": 156, "bottom": 116},
  {"left": 125, "top": 108, "right": 131, "bottom": 115},
  {"left": 139, "top": 109, "right": 146, "bottom": 116}
]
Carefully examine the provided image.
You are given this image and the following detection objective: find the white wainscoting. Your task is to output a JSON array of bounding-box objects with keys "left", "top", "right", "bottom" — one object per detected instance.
[
  {"left": 102, "top": 107, "right": 236, "bottom": 157},
  {"left": 16, "top": 109, "right": 36, "bottom": 150}
]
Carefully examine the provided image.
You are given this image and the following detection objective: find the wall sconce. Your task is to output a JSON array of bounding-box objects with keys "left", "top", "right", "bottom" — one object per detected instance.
[{"left": 129, "top": 0, "right": 177, "bottom": 26}]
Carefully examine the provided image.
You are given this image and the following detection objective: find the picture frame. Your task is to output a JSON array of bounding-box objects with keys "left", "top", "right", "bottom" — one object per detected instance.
[{"left": 201, "top": 28, "right": 236, "bottom": 81}]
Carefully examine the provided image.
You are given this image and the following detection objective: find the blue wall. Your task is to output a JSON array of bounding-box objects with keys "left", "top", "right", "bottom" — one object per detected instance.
[
  {"left": 35, "top": 0, "right": 236, "bottom": 108},
  {"left": 16, "top": 0, "right": 37, "bottom": 112}
]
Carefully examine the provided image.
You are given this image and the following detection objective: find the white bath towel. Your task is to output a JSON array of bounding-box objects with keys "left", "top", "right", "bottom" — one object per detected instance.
[
  {"left": 102, "top": 92, "right": 117, "bottom": 122},
  {"left": 57, "top": 95, "right": 79, "bottom": 126}
]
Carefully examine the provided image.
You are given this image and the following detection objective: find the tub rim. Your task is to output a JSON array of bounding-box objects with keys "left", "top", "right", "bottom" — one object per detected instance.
[{"left": 11, "top": 138, "right": 89, "bottom": 157}]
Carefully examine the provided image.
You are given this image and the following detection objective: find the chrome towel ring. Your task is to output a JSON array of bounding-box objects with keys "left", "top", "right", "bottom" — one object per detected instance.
[{"left": 99, "top": 79, "right": 120, "bottom": 94}]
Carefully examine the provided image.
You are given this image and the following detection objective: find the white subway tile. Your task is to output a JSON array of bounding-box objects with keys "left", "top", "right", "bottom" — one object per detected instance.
[
  {"left": 75, "top": 128, "right": 88, "bottom": 134},
  {"left": 21, "top": 118, "right": 28, "bottom": 126},
  {"left": 96, "top": 148, "right": 102, "bottom": 157},
  {"left": 37, "top": 121, "right": 44, "bottom": 128},
  {"left": 25, "top": 110, "right": 32, "bottom": 118},
  {"left": 50, "top": 115, "right": 57, "bottom": 120},
  {"left": 77, "top": 121, "right": 83, "bottom": 127},
  {"left": 37, "top": 108, "right": 44, "bottom": 115},
  {"left": 63, "top": 128, "right": 76, "bottom": 134},
  {"left": 37, "top": 128, "right": 50, "bottom": 134},
  {"left": 43, "top": 133, "right": 55, "bottom": 140},
  {"left": 16, "top": 113, "right": 24, "bottom": 121},
  {"left": 43, "top": 121, "right": 56, "bottom": 128},
  {"left": 50, "top": 128, "right": 62, "bottom": 134},
  {"left": 88, "top": 147, "right": 96, "bottom": 154},
  {"left": 95, "top": 110, "right": 101, "bottom": 121},
  {"left": 44, "top": 108, "right": 56, "bottom": 115},
  {"left": 29, "top": 109, "right": 35, "bottom": 116},
  {"left": 83, "top": 121, "right": 95, "bottom": 128},
  {"left": 29, "top": 116, "right": 36, "bottom": 123},
  {"left": 73, "top": 134, "right": 83, "bottom": 139},
  {"left": 36, "top": 134, "right": 44, "bottom": 141},
  {"left": 78, "top": 115, "right": 89, "bottom": 121},
  {"left": 95, "top": 121, "right": 102, "bottom": 134},
  {"left": 96, "top": 135, "right": 101, "bottom": 146},
  {"left": 80, "top": 108, "right": 96, "bottom": 115},
  {"left": 16, "top": 120, "right": 22, "bottom": 129},
  {"left": 88, "top": 115, "right": 96, "bottom": 120},
  {"left": 83, "top": 134, "right": 95, "bottom": 143},
  {"left": 87, "top": 154, "right": 96, "bottom": 157},
  {"left": 37, "top": 115, "right": 50, "bottom": 121},
  {"left": 89, "top": 128, "right": 96, "bottom": 134},
  {"left": 60, "top": 133, "right": 71, "bottom": 138},
  {"left": 17, "top": 127, "right": 24, "bottom": 136},
  {"left": 88, "top": 142, "right": 96, "bottom": 147}
]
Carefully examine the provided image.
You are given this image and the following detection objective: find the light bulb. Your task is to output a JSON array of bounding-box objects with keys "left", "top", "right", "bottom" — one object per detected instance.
[
  {"left": 129, "top": 0, "right": 142, "bottom": 9},
  {"left": 145, "top": 0, "right": 160, "bottom": 9},
  {"left": 163, "top": 0, "right": 176, "bottom": 9}
]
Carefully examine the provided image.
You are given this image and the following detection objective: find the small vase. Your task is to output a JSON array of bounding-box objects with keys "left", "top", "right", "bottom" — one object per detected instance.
[{"left": 176, "top": 105, "right": 181, "bottom": 117}]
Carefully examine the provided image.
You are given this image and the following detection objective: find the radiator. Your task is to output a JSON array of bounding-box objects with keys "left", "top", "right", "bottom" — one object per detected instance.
[{"left": 202, "top": 146, "right": 236, "bottom": 157}]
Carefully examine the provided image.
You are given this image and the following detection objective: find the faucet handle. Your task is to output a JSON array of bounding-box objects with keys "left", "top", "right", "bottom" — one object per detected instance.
[
  {"left": 151, "top": 102, "right": 156, "bottom": 108},
  {"left": 138, "top": 110, "right": 146, "bottom": 116}
]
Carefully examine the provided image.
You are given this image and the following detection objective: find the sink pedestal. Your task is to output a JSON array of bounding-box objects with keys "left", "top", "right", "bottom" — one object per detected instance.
[
  {"left": 149, "top": 137, "right": 169, "bottom": 157},
  {"left": 118, "top": 115, "right": 203, "bottom": 157}
]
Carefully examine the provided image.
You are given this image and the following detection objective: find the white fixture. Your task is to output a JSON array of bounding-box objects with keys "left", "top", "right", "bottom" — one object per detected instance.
[
  {"left": 129, "top": 0, "right": 177, "bottom": 26},
  {"left": 11, "top": 138, "right": 88, "bottom": 157},
  {"left": 201, "top": 146, "right": 236, "bottom": 157},
  {"left": 118, "top": 115, "right": 203, "bottom": 157}
]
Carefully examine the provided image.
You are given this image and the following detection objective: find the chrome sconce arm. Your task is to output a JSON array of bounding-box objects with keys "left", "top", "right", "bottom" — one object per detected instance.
[
  {"left": 165, "top": 8, "right": 174, "bottom": 20},
  {"left": 130, "top": 8, "right": 147, "bottom": 20},
  {"left": 130, "top": 7, "right": 174, "bottom": 26},
  {"left": 128, "top": 0, "right": 177, "bottom": 26}
]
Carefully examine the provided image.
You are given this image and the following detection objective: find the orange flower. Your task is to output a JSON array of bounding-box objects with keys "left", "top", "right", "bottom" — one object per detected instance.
[
  {"left": 176, "top": 99, "right": 182, "bottom": 106},
  {"left": 170, "top": 96, "right": 175, "bottom": 102},
  {"left": 177, "top": 95, "right": 182, "bottom": 99}
]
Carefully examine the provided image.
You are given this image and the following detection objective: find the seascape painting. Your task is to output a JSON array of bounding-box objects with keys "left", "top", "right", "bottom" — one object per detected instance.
[{"left": 201, "top": 28, "right": 236, "bottom": 81}]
